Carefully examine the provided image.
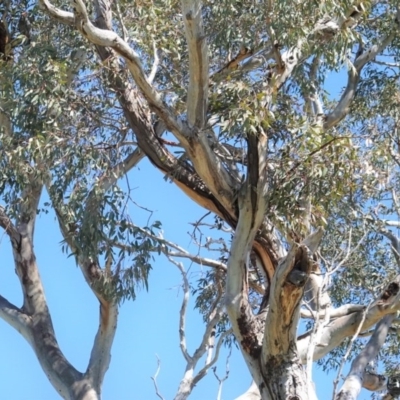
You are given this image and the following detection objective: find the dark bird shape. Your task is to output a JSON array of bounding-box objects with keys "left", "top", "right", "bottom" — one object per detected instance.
[{"left": 18, "top": 12, "right": 31, "bottom": 45}]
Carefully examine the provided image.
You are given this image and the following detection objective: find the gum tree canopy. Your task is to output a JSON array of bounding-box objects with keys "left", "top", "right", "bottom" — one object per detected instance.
[{"left": 1, "top": 0, "right": 400, "bottom": 399}]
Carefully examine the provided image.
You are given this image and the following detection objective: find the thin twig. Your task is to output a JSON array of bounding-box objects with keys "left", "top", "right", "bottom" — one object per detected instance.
[
  {"left": 213, "top": 347, "right": 232, "bottom": 400},
  {"left": 115, "top": 1, "right": 129, "bottom": 42},
  {"left": 151, "top": 355, "right": 165, "bottom": 400}
]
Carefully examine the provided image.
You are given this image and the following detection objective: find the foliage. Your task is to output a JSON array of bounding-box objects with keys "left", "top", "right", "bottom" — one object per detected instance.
[{"left": 1, "top": 0, "right": 400, "bottom": 399}]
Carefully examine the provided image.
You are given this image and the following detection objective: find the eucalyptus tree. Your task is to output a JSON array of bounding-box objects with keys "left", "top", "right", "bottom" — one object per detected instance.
[{"left": 1, "top": 0, "right": 400, "bottom": 399}]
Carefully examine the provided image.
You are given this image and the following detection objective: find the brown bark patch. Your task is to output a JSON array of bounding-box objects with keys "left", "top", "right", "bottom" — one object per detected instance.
[{"left": 237, "top": 306, "right": 261, "bottom": 358}]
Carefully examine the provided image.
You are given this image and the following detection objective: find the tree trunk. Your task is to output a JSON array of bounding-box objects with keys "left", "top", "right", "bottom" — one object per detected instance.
[
  {"left": 174, "top": 369, "right": 194, "bottom": 400},
  {"left": 259, "top": 356, "right": 310, "bottom": 400}
]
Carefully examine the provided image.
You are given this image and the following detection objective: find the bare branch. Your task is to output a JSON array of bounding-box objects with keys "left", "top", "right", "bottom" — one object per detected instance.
[
  {"left": 151, "top": 355, "right": 166, "bottom": 400},
  {"left": 336, "top": 314, "right": 395, "bottom": 399},
  {"left": 372, "top": 59, "right": 400, "bottom": 68},
  {"left": 225, "top": 134, "right": 268, "bottom": 328},
  {"left": 212, "top": 347, "right": 231, "bottom": 400},
  {"left": 380, "top": 228, "right": 400, "bottom": 268},
  {"left": 301, "top": 304, "right": 365, "bottom": 320},
  {"left": 86, "top": 301, "right": 118, "bottom": 392},
  {"left": 38, "top": 0, "right": 75, "bottom": 25},
  {"left": 324, "top": 23, "right": 399, "bottom": 129},
  {"left": 0, "top": 294, "right": 32, "bottom": 343},
  {"left": 181, "top": 0, "right": 209, "bottom": 128},
  {"left": 169, "top": 257, "right": 192, "bottom": 363},
  {"left": 148, "top": 41, "right": 160, "bottom": 84},
  {"left": 170, "top": 250, "right": 226, "bottom": 398},
  {"left": 298, "top": 275, "right": 400, "bottom": 362},
  {"left": 381, "top": 220, "right": 400, "bottom": 228},
  {"left": 191, "top": 307, "right": 225, "bottom": 384},
  {"left": 166, "top": 250, "right": 227, "bottom": 270},
  {"left": 193, "top": 329, "right": 233, "bottom": 387}
]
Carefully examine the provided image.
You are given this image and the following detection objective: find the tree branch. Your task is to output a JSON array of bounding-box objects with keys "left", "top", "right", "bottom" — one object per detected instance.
[
  {"left": 14, "top": 180, "right": 44, "bottom": 315},
  {"left": 172, "top": 256, "right": 225, "bottom": 400},
  {"left": 336, "top": 314, "right": 395, "bottom": 399},
  {"left": 192, "top": 303, "right": 224, "bottom": 377},
  {"left": 224, "top": 134, "right": 269, "bottom": 387},
  {"left": 38, "top": 0, "right": 75, "bottom": 25},
  {"left": 225, "top": 135, "right": 268, "bottom": 314},
  {"left": 301, "top": 304, "right": 365, "bottom": 320},
  {"left": 324, "top": 18, "right": 399, "bottom": 130},
  {"left": 151, "top": 356, "right": 166, "bottom": 400},
  {"left": 170, "top": 258, "right": 192, "bottom": 364},
  {"left": 380, "top": 228, "right": 400, "bottom": 269},
  {"left": 0, "top": 206, "right": 20, "bottom": 243},
  {"left": 297, "top": 275, "right": 400, "bottom": 362},
  {"left": 193, "top": 328, "right": 232, "bottom": 387},
  {"left": 148, "top": 41, "right": 160, "bottom": 84},
  {"left": 0, "top": 294, "right": 32, "bottom": 343},
  {"left": 86, "top": 300, "right": 118, "bottom": 392},
  {"left": 181, "top": 0, "right": 209, "bottom": 129},
  {"left": 8, "top": 180, "right": 85, "bottom": 398}
]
